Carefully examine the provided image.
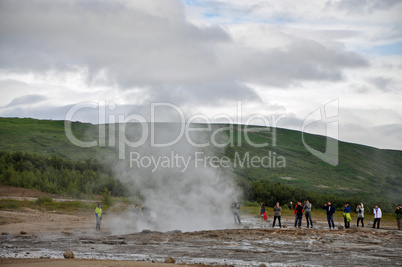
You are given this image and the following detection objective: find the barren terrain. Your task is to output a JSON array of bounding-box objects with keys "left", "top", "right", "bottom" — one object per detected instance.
[{"left": 0, "top": 186, "right": 401, "bottom": 266}]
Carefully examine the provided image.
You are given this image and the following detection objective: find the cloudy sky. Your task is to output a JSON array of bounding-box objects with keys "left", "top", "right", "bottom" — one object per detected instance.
[{"left": 0, "top": 0, "right": 401, "bottom": 150}]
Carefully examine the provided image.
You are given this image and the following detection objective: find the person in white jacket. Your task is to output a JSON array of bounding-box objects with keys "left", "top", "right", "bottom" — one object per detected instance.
[
  {"left": 356, "top": 203, "right": 364, "bottom": 227},
  {"left": 373, "top": 205, "right": 382, "bottom": 229}
]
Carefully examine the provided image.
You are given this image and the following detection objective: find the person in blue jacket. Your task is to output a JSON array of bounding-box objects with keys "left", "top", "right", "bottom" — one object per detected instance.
[
  {"left": 343, "top": 203, "right": 351, "bottom": 229},
  {"left": 323, "top": 201, "right": 336, "bottom": 229}
]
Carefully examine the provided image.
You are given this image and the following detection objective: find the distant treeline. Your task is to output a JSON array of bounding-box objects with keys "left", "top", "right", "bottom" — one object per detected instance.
[
  {"left": 239, "top": 179, "right": 397, "bottom": 213},
  {"left": 0, "top": 151, "right": 127, "bottom": 198},
  {"left": 0, "top": 151, "right": 397, "bottom": 212}
]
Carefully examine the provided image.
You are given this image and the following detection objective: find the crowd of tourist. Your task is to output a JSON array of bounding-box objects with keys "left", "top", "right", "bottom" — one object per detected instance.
[{"left": 231, "top": 201, "right": 402, "bottom": 230}]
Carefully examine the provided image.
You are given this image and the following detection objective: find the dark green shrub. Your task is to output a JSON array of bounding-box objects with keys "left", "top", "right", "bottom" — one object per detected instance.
[
  {"left": 101, "top": 188, "right": 112, "bottom": 206},
  {"left": 35, "top": 196, "right": 53, "bottom": 205}
]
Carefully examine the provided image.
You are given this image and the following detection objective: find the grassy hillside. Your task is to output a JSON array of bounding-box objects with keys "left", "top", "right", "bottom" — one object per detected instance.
[
  {"left": 0, "top": 117, "right": 117, "bottom": 162},
  {"left": 0, "top": 117, "right": 401, "bottom": 204},
  {"left": 225, "top": 125, "right": 402, "bottom": 203}
]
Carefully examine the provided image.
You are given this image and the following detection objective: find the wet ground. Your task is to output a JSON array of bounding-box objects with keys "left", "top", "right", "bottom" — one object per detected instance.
[{"left": 1, "top": 216, "right": 401, "bottom": 266}]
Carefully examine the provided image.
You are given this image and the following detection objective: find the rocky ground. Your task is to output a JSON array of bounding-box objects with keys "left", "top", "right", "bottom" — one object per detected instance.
[
  {"left": 0, "top": 186, "right": 401, "bottom": 266},
  {"left": 1, "top": 212, "right": 401, "bottom": 266}
]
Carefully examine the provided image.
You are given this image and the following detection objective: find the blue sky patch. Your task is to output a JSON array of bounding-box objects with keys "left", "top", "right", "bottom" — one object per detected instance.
[{"left": 364, "top": 42, "right": 402, "bottom": 55}]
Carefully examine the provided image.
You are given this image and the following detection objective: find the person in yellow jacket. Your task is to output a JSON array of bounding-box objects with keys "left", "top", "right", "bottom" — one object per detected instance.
[
  {"left": 95, "top": 203, "right": 103, "bottom": 231},
  {"left": 343, "top": 203, "right": 352, "bottom": 229}
]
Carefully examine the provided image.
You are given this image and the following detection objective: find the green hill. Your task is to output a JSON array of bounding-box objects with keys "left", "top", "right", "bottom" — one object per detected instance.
[{"left": 0, "top": 117, "right": 401, "bottom": 207}]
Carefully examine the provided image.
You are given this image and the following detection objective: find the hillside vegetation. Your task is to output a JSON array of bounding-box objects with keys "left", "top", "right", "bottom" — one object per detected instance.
[
  {"left": 0, "top": 151, "right": 127, "bottom": 198},
  {"left": 0, "top": 117, "right": 401, "bottom": 211}
]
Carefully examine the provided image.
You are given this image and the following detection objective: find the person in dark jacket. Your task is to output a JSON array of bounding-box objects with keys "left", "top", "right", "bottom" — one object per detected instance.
[
  {"left": 303, "top": 200, "right": 313, "bottom": 228},
  {"left": 323, "top": 201, "right": 336, "bottom": 229},
  {"left": 272, "top": 202, "right": 282, "bottom": 228},
  {"left": 356, "top": 203, "right": 364, "bottom": 227},
  {"left": 231, "top": 200, "right": 241, "bottom": 224},
  {"left": 343, "top": 203, "right": 351, "bottom": 229},
  {"left": 396, "top": 204, "right": 402, "bottom": 230},
  {"left": 294, "top": 201, "right": 303, "bottom": 228},
  {"left": 288, "top": 202, "right": 294, "bottom": 210}
]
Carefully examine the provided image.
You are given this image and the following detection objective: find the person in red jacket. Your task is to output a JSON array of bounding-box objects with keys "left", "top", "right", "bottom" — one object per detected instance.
[
  {"left": 294, "top": 201, "right": 304, "bottom": 228},
  {"left": 260, "top": 202, "right": 268, "bottom": 228}
]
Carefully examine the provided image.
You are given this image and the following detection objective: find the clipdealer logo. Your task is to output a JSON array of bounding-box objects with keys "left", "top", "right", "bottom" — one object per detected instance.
[
  {"left": 64, "top": 100, "right": 339, "bottom": 167},
  {"left": 301, "top": 99, "right": 339, "bottom": 166},
  {"left": 64, "top": 101, "right": 285, "bottom": 158}
]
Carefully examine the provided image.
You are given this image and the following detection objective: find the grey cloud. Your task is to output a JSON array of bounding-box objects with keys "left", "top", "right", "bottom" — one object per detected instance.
[
  {"left": 1, "top": 105, "right": 73, "bottom": 121},
  {"left": 145, "top": 82, "right": 261, "bottom": 105},
  {"left": 265, "top": 113, "right": 328, "bottom": 141},
  {"left": 1, "top": 103, "right": 147, "bottom": 123},
  {"left": 274, "top": 114, "right": 304, "bottom": 131},
  {"left": 291, "top": 29, "right": 362, "bottom": 42},
  {"left": 5, "top": 94, "right": 47, "bottom": 108},
  {"left": 371, "top": 27, "right": 402, "bottom": 42},
  {"left": 0, "top": 0, "right": 244, "bottom": 104},
  {"left": 367, "top": 77, "right": 394, "bottom": 92},
  {"left": 1, "top": 100, "right": 202, "bottom": 124},
  {"left": 328, "top": 0, "right": 401, "bottom": 14},
  {"left": 0, "top": 79, "right": 33, "bottom": 95},
  {"left": 242, "top": 39, "right": 368, "bottom": 87},
  {"left": 0, "top": 0, "right": 369, "bottom": 105},
  {"left": 0, "top": 0, "right": 230, "bottom": 80},
  {"left": 374, "top": 124, "right": 402, "bottom": 142},
  {"left": 350, "top": 84, "right": 371, "bottom": 94},
  {"left": 371, "top": 0, "right": 402, "bottom": 10}
]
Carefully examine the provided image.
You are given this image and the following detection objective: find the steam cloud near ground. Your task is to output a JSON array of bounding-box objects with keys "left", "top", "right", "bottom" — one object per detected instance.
[{"left": 109, "top": 123, "right": 241, "bottom": 233}]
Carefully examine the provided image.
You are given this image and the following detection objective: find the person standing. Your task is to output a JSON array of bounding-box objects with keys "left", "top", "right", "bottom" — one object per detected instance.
[
  {"left": 303, "top": 200, "right": 313, "bottom": 228},
  {"left": 231, "top": 200, "right": 241, "bottom": 224},
  {"left": 95, "top": 203, "right": 103, "bottom": 231},
  {"left": 356, "top": 203, "right": 364, "bottom": 227},
  {"left": 260, "top": 202, "right": 267, "bottom": 228},
  {"left": 323, "top": 201, "right": 336, "bottom": 229},
  {"left": 272, "top": 202, "right": 282, "bottom": 228},
  {"left": 395, "top": 204, "right": 402, "bottom": 230},
  {"left": 288, "top": 202, "right": 294, "bottom": 210},
  {"left": 294, "top": 201, "right": 303, "bottom": 228},
  {"left": 343, "top": 203, "right": 352, "bottom": 229},
  {"left": 373, "top": 205, "right": 382, "bottom": 229}
]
